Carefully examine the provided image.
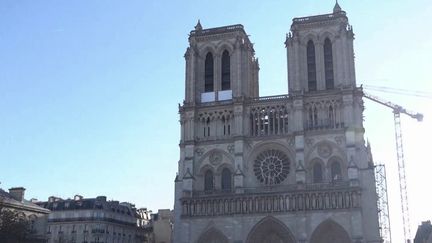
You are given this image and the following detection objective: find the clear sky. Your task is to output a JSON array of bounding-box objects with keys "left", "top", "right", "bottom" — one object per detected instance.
[{"left": 1, "top": 0, "right": 431, "bottom": 241}]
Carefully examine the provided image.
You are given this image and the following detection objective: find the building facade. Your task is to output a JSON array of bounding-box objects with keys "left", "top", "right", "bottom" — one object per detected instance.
[
  {"left": 37, "top": 195, "right": 152, "bottom": 243},
  {"left": 0, "top": 186, "right": 50, "bottom": 242},
  {"left": 414, "top": 221, "right": 432, "bottom": 243},
  {"left": 151, "top": 209, "right": 173, "bottom": 243},
  {"left": 174, "top": 3, "right": 381, "bottom": 243}
]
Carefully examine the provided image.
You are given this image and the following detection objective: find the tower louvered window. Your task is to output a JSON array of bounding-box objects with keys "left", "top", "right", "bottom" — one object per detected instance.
[
  {"left": 324, "top": 38, "right": 334, "bottom": 89},
  {"left": 307, "top": 40, "right": 317, "bottom": 91},
  {"left": 204, "top": 52, "right": 214, "bottom": 92},
  {"left": 221, "top": 50, "right": 230, "bottom": 90}
]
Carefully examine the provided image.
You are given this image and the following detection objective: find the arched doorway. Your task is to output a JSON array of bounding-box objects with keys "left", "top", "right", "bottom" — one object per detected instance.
[
  {"left": 310, "top": 219, "right": 352, "bottom": 243},
  {"left": 197, "top": 227, "right": 228, "bottom": 243},
  {"left": 246, "top": 217, "right": 296, "bottom": 243}
]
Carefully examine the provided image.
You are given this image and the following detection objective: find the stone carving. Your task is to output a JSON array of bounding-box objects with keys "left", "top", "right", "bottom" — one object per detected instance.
[
  {"left": 209, "top": 152, "right": 223, "bottom": 166},
  {"left": 227, "top": 144, "right": 235, "bottom": 154},
  {"left": 181, "top": 186, "right": 360, "bottom": 217},
  {"left": 317, "top": 143, "right": 332, "bottom": 158},
  {"left": 195, "top": 148, "right": 205, "bottom": 156},
  {"left": 287, "top": 137, "right": 295, "bottom": 147},
  {"left": 335, "top": 136, "right": 344, "bottom": 145},
  {"left": 306, "top": 138, "right": 315, "bottom": 147},
  {"left": 253, "top": 150, "right": 290, "bottom": 185}
]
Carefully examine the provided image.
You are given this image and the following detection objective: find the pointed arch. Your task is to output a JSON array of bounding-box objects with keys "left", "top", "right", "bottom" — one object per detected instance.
[
  {"left": 307, "top": 40, "right": 317, "bottom": 91},
  {"left": 330, "top": 160, "right": 342, "bottom": 181},
  {"left": 205, "top": 52, "right": 214, "bottom": 92},
  {"left": 324, "top": 38, "right": 334, "bottom": 90},
  {"left": 310, "top": 219, "right": 352, "bottom": 243},
  {"left": 308, "top": 158, "right": 325, "bottom": 183},
  {"left": 197, "top": 227, "right": 228, "bottom": 243},
  {"left": 204, "top": 169, "right": 214, "bottom": 192},
  {"left": 246, "top": 216, "right": 296, "bottom": 243},
  {"left": 313, "top": 161, "right": 324, "bottom": 183},
  {"left": 221, "top": 167, "right": 232, "bottom": 191},
  {"left": 328, "top": 156, "right": 345, "bottom": 181}
]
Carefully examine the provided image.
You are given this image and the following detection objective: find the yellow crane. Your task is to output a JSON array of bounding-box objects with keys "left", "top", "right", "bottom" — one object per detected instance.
[{"left": 363, "top": 84, "right": 428, "bottom": 243}]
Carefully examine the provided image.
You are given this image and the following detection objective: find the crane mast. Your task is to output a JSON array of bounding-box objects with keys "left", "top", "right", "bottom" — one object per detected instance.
[{"left": 363, "top": 92, "right": 423, "bottom": 243}]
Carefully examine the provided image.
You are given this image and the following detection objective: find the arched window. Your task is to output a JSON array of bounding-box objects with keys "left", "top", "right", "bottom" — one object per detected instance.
[
  {"left": 324, "top": 38, "right": 334, "bottom": 89},
  {"left": 307, "top": 40, "right": 317, "bottom": 91},
  {"left": 221, "top": 168, "right": 232, "bottom": 191},
  {"left": 331, "top": 161, "right": 342, "bottom": 181},
  {"left": 328, "top": 105, "right": 334, "bottom": 128},
  {"left": 204, "top": 170, "right": 214, "bottom": 191},
  {"left": 221, "top": 50, "right": 231, "bottom": 90},
  {"left": 204, "top": 52, "right": 214, "bottom": 92},
  {"left": 313, "top": 162, "right": 323, "bottom": 183}
]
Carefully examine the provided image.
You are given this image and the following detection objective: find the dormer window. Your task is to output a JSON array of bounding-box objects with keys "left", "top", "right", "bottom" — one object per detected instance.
[
  {"left": 204, "top": 52, "right": 214, "bottom": 92},
  {"left": 221, "top": 50, "right": 230, "bottom": 90}
]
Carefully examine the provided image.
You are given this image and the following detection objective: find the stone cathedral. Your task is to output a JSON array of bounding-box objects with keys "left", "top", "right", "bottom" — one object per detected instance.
[{"left": 174, "top": 3, "right": 381, "bottom": 243}]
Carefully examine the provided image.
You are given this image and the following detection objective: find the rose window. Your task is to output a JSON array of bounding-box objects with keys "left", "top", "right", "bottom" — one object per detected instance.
[{"left": 253, "top": 149, "right": 290, "bottom": 185}]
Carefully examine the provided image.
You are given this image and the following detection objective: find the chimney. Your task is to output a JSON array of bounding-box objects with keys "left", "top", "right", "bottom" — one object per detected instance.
[
  {"left": 96, "top": 196, "right": 107, "bottom": 202},
  {"left": 9, "top": 187, "right": 26, "bottom": 202}
]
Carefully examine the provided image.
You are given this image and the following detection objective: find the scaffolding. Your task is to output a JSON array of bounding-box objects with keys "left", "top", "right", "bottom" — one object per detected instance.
[{"left": 375, "top": 164, "right": 392, "bottom": 243}]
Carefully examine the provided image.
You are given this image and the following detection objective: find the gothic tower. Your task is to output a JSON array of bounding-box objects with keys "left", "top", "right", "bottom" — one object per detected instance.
[{"left": 174, "top": 4, "right": 381, "bottom": 243}]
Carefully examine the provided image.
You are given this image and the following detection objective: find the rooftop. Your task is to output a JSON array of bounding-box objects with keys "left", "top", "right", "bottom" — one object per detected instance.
[
  {"left": 189, "top": 23, "right": 246, "bottom": 37},
  {"left": 36, "top": 195, "right": 136, "bottom": 216},
  {"left": 0, "top": 188, "right": 50, "bottom": 214},
  {"left": 292, "top": 11, "right": 347, "bottom": 25}
]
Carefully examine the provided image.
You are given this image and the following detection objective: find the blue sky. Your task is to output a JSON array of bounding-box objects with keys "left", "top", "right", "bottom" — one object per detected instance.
[{"left": 1, "top": 0, "right": 431, "bottom": 241}]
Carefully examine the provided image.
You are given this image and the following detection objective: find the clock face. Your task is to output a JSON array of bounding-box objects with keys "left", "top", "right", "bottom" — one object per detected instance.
[{"left": 253, "top": 149, "right": 290, "bottom": 185}]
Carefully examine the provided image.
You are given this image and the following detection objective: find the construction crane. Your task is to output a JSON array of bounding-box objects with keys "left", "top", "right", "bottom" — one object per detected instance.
[
  {"left": 363, "top": 91, "right": 423, "bottom": 243},
  {"left": 364, "top": 84, "right": 432, "bottom": 99}
]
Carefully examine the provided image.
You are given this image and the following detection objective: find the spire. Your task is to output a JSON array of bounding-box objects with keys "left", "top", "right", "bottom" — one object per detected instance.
[
  {"left": 333, "top": 0, "right": 342, "bottom": 13},
  {"left": 194, "top": 19, "right": 202, "bottom": 31}
]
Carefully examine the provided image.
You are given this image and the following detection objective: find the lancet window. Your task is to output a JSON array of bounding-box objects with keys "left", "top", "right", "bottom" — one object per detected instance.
[
  {"left": 331, "top": 160, "right": 342, "bottom": 181},
  {"left": 250, "top": 105, "right": 289, "bottom": 136},
  {"left": 304, "top": 99, "right": 343, "bottom": 130},
  {"left": 307, "top": 40, "right": 317, "bottom": 91},
  {"left": 204, "top": 52, "right": 214, "bottom": 92},
  {"left": 324, "top": 38, "right": 334, "bottom": 89},
  {"left": 197, "top": 110, "right": 233, "bottom": 140},
  {"left": 221, "top": 50, "right": 231, "bottom": 90},
  {"left": 203, "top": 117, "right": 211, "bottom": 137},
  {"left": 204, "top": 170, "right": 214, "bottom": 192},
  {"left": 221, "top": 168, "right": 232, "bottom": 191},
  {"left": 313, "top": 162, "right": 323, "bottom": 183},
  {"left": 222, "top": 116, "right": 231, "bottom": 136}
]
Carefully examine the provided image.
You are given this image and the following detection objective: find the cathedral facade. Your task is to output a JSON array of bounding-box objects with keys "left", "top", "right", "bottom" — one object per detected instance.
[{"left": 174, "top": 4, "right": 381, "bottom": 243}]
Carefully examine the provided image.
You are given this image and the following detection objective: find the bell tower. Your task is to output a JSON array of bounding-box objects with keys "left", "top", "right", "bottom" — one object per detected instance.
[
  {"left": 286, "top": 3, "right": 355, "bottom": 93},
  {"left": 184, "top": 21, "right": 259, "bottom": 105}
]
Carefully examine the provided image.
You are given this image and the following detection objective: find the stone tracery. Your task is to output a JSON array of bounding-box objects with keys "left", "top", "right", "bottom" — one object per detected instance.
[{"left": 253, "top": 149, "right": 290, "bottom": 185}]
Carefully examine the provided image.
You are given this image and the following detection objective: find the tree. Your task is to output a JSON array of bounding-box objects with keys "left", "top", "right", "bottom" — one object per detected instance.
[{"left": 0, "top": 204, "right": 33, "bottom": 243}]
